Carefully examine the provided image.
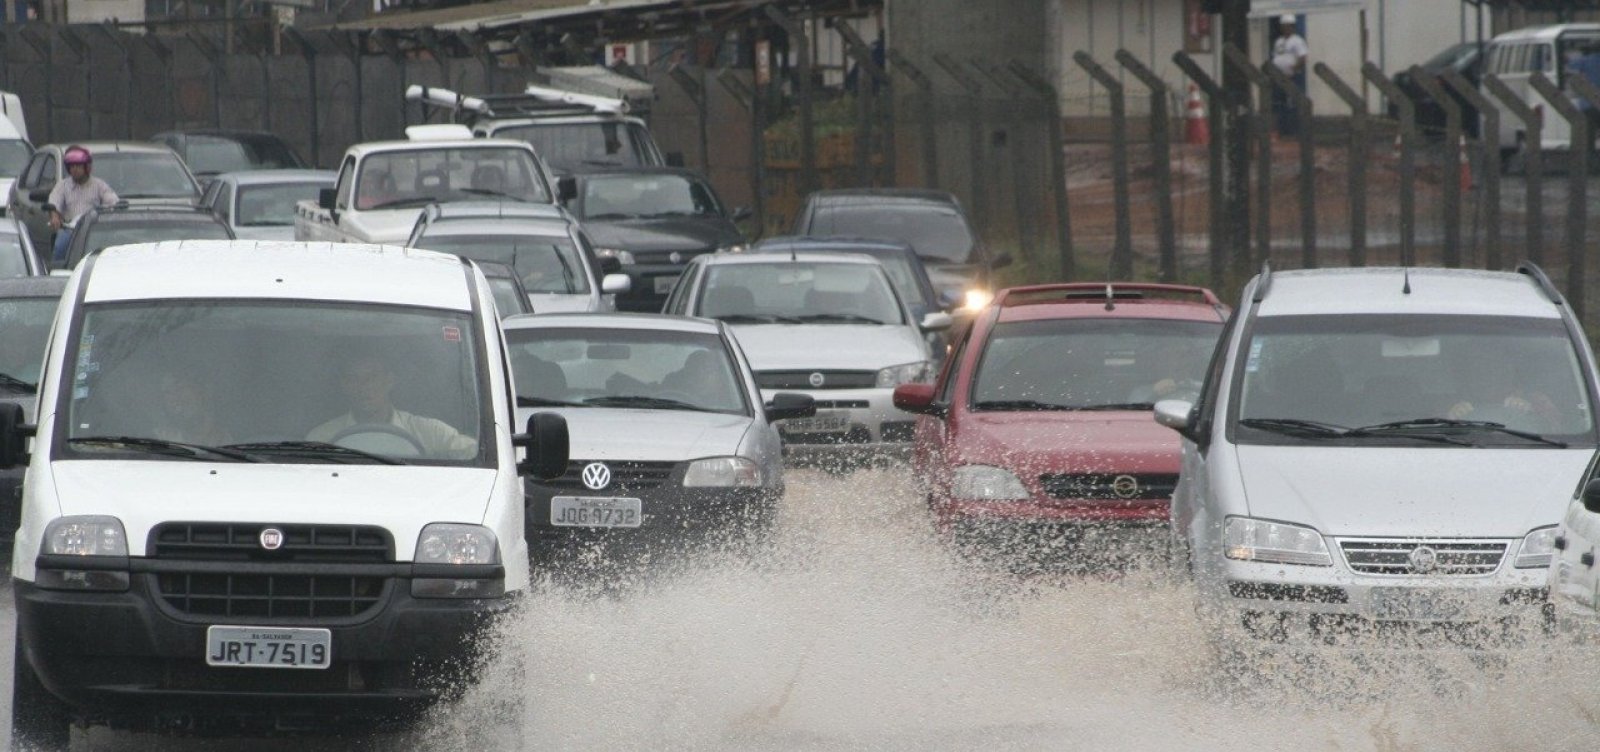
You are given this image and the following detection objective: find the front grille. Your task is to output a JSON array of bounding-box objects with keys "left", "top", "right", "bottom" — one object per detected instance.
[
  {"left": 155, "top": 572, "right": 388, "bottom": 619},
  {"left": 1338, "top": 539, "right": 1508, "bottom": 576},
  {"left": 812, "top": 400, "right": 869, "bottom": 409},
  {"left": 1229, "top": 581, "right": 1349, "bottom": 604},
  {"left": 756, "top": 370, "right": 876, "bottom": 390},
  {"left": 1038, "top": 473, "right": 1178, "bottom": 501},
  {"left": 150, "top": 523, "right": 392, "bottom": 563},
  {"left": 632, "top": 249, "right": 710, "bottom": 265},
  {"left": 542, "top": 460, "right": 677, "bottom": 491}
]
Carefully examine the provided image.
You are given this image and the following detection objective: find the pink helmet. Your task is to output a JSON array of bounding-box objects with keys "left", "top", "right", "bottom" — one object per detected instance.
[{"left": 63, "top": 146, "right": 91, "bottom": 166}]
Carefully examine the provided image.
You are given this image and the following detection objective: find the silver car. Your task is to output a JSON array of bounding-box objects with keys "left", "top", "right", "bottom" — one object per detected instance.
[
  {"left": 504, "top": 313, "right": 813, "bottom": 558},
  {"left": 198, "top": 169, "right": 335, "bottom": 241},
  {"left": 663, "top": 252, "right": 951, "bottom": 466},
  {"left": 408, "top": 202, "right": 630, "bottom": 313},
  {"left": 0, "top": 218, "right": 44, "bottom": 276}
]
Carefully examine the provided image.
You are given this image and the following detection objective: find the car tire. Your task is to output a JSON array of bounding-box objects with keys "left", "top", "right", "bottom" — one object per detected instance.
[{"left": 10, "top": 632, "right": 72, "bottom": 752}]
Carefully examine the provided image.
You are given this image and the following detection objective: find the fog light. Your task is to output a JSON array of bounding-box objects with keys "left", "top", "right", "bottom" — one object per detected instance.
[
  {"left": 36, "top": 569, "right": 129, "bottom": 592},
  {"left": 411, "top": 578, "right": 505, "bottom": 599}
]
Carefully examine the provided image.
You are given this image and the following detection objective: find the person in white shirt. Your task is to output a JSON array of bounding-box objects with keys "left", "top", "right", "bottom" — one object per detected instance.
[
  {"left": 1270, "top": 14, "right": 1309, "bottom": 137},
  {"left": 308, "top": 353, "right": 479, "bottom": 460}
]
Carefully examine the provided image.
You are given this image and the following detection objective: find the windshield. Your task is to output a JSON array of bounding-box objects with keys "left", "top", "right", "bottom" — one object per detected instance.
[
  {"left": 807, "top": 204, "right": 976, "bottom": 263},
  {"left": 414, "top": 234, "right": 591, "bottom": 294},
  {"left": 235, "top": 182, "right": 330, "bottom": 227},
  {"left": 496, "top": 122, "right": 653, "bottom": 172},
  {"left": 0, "top": 140, "right": 31, "bottom": 177},
  {"left": 355, "top": 147, "right": 550, "bottom": 210},
  {"left": 184, "top": 135, "right": 302, "bottom": 175},
  {"left": 58, "top": 301, "right": 488, "bottom": 465},
  {"left": 697, "top": 262, "right": 905, "bottom": 326},
  {"left": 1235, "top": 314, "right": 1596, "bottom": 444},
  {"left": 580, "top": 174, "right": 720, "bottom": 219},
  {"left": 0, "top": 298, "right": 56, "bottom": 390},
  {"left": 95, "top": 153, "right": 199, "bottom": 199},
  {"left": 972, "top": 318, "right": 1221, "bottom": 410},
  {"left": 0, "top": 232, "right": 31, "bottom": 276},
  {"left": 77, "top": 219, "right": 232, "bottom": 259},
  {"left": 486, "top": 276, "right": 529, "bottom": 317},
  {"left": 507, "top": 327, "right": 747, "bottom": 415}
]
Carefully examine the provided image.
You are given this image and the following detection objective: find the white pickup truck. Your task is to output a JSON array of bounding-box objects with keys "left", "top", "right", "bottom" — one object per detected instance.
[{"left": 295, "top": 126, "right": 556, "bottom": 245}]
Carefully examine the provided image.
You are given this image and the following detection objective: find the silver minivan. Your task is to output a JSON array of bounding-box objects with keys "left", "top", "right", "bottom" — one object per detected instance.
[{"left": 1157, "top": 264, "right": 1600, "bottom": 650}]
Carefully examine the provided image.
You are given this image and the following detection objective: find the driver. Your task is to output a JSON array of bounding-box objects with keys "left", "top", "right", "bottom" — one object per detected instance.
[
  {"left": 1447, "top": 362, "right": 1560, "bottom": 430},
  {"left": 307, "top": 353, "right": 478, "bottom": 459}
]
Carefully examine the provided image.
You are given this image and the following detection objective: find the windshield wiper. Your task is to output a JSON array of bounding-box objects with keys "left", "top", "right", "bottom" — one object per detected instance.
[
  {"left": 367, "top": 196, "right": 438, "bottom": 211},
  {"left": 458, "top": 188, "right": 529, "bottom": 202},
  {"left": 0, "top": 372, "right": 36, "bottom": 393},
  {"left": 582, "top": 395, "right": 713, "bottom": 412},
  {"left": 1239, "top": 418, "right": 1470, "bottom": 445},
  {"left": 69, "top": 436, "right": 262, "bottom": 462},
  {"left": 972, "top": 399, "right": 1077, "bottom": 412},
  {"left": 1351, "top": 418, "right": 1568, "bottom": 448},
  {"left": 793, "top": 313, "right": 891, "bottom": 325},
  {"left": 222, "top": 440, "right": 405, "bottom": 465},
  {"left": 1074, "top": 402, "right": 1156, "bottom": 411},
  {"left": 517, "top": 395, "right": 585, "bottom": 408},
  {"left": 582, "top": 159, "right": 624, "bottom": 167},
  {"left": 585, "top": 212, "right": 640, "bottom": 220},
  {"left": 714, "top": 313, "right": 804, "bottom": 324}
]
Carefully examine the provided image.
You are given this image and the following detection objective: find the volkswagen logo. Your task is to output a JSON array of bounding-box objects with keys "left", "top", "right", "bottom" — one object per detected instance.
[
  {"left": 808, "top": 372, "right": 826, "bottom": 388},
  {"left": 581, "top": 462, "right": 612, "bottom": 491},
  {"left": 1110, "top": 475, "right": 1140, "bottom": 499},
  {"left": 259, "top": 527, "right": 285, "bottom": 551},
  {"left": 669, "top": 251, "right": 684, "bottom": 264},
  {"left": 1408, "top": 545, "right": 1440, "bottom": 574}
]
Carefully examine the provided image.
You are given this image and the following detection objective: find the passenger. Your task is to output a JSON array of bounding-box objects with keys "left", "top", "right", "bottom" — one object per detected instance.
[
  {"left": 1447, "top": 364, "right": 1560, "bottom": 430},
  {"left": 1128, "top": 345, "right": 1205, "bottom": 404},
  {"left": 150, "top": 369, "right": 231, "bottom": 446},
  {"left": 308, "top": 353, "right": 478, "bottom": 459}
]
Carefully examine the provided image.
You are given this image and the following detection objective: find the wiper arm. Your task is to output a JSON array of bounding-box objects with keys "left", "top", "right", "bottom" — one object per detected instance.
[
  {"left": 458, "top": 188, "right": 528, "bottom": 202},
  {"left": 1352, "top": 418, "right": 1568, "bottom": 448},
  {"left": 794, "top": 313, "right": 890, "bottom": 325},
  {"left": 583, "top": 395, "right": 712, "bottom": 412},
  {"left": 972, "top": 399, "right": 1075, "bottom": 411},
  {"left": 0, "top": 372, "right": 36, "bottom": 393},
  {"left": 1237, "top": 417, "right": 1350, "bottom": 438},
  {"left": 517, "top": 395, "right": 585, "bottom": 408},
  {"left": 222, "top": 440, "right": 404, "bottom": 465},
  {"left": 367, "top": 196, "right": 438, "bottom": 210},
  {"left": 69, "top": 436, "right": 262, "bottom": 462}
]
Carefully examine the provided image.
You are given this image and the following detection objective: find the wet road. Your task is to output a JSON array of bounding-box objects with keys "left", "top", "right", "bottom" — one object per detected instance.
[{"left": 8, "top": 468, "right": 1600, "bottom": 750}]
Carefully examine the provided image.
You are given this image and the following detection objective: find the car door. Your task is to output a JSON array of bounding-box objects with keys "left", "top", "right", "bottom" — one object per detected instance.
[
  {"left": 12, "top": 151, "right": 52, "bottom": 249},
  {"left": 1170, "top": 308, "right": 1241, "bottom": 562},
  {"left": 914, "top": 322, "right": 974, "bottom": 501},
  {"left": 1554, "top": 453, "right": 1600, "bottom": 615}
]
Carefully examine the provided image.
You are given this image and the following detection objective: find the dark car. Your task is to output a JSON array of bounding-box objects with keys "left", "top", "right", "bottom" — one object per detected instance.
[
  {"left": 0, "top": 276, "right": 68, "bottom": 559},
  {"left": 150, "top": 129, "right": 307, "bottom": 184},
  {"left": 477, "top": 260, "right": 536, "bottom": 318},
  {"left": 59, "top": 204, "right": 235, "bottom": 269},
  {"left": 790, "top": 189, "right": 1009, "bottom": 310},
  {"left": 1390, "top": 42, "right": 1485, "bottom": 139},
  {"left": 559, "top": 167, "right": 749, "bottom": 312}
]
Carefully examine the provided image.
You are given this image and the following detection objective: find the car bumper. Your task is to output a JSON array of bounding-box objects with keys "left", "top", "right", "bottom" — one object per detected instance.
[
  {"left": 15, "top": 572, "right": 515, "bottom": 722},
  {"left": 760, "top": 387, "right": 915, "bottom": 461},
  {"left": 524, "top": 483, "right": 777, "bottom": 552},
  {"left": 0, "top": 467, "right": 20, "bottom": 548}
]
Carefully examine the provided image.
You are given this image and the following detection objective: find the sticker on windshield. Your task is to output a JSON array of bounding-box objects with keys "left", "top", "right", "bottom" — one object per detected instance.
[
  {"left": 1245, "top": 340, "right": 1263, "bottom": 373},
  {"left": 442, "top": 326, "right": 461, "bottom": 342}
]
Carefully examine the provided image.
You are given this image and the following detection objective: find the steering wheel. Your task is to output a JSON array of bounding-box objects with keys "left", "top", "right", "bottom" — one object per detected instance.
[{"left": 328, "top": 423, "right": 425, "bottom": 457}]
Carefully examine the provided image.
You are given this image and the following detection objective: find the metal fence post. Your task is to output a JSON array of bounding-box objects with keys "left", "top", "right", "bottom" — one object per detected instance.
[
  {"left": 1442, "top": 69, "right": 1501, "bottom": 270},
  {"left": 1364, "top": 63, "right": 1417, "bottom": 266},
  {"left": 932, "top": 54, "right": 989, "bottom": 248},
  {"left": 18, "top": 29, "right": 51, "bottom": 144},
  {"left": 1410, "top": 67, "right": 1462, "bottom": 268},
  {"left": 889, "top": 51, "right": 937, "bottom": 189},
  {"left": 837, "top": 22, "right": 893, "bottom": 186},
  {"left": 668, "top": 65, "right": 709, "bottom": 171},
  {"left": 89, "top": 24, "right": 131, "bottom": 139},
  {"left": 1008, "top": 61, "right": 1074, "bottom": 281},
  {"left": 1174, "top": 52, "right": 1232, "bottom": 289},
  {"left": 1115, "top": 50, "right": 1176, "bottom": 282},
  {"left": 976, "top": 61, "right": 1035, "bottom": 264},
  {"left": 1482, "top": 74, "right": 1542, "bottom": 266},
  {"left": 1224, "top": 46, "right": 1272, "bottom": 270},
  {"left": 1529, "top": 72, "right": 1585, "bottom": 317},
  {"left": 1073, "top": 51, "right": 1133, "bottom": 279},
  {"left": 1262, "top": 61, "right": 1315, "bottom": 269},
  {"left": 1313, "top": 63, "right": 1366, "bottom": 267},
  {"left": 284, "top": 28, "right": 320, "bottom": 168},
  {"left": 765, "top": 7, "right": 814, "bottom": 197}
]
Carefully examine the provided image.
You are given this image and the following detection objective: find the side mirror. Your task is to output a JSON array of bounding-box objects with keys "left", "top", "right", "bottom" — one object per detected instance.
[
  {"left": 937, "top": 289, "right": 962, "bottom": 311},
  {"left": 513, "top": 412, "right": 569, "bottom": 480},
  {"left": 1583, "top": 479, "right": 1600, "bottom": 515},
  {"left": 29, "top": 189, "right": 49, "bottom": 203},
  {"left": 601, "top": 273, "right": 631, "bottom": 294},
  {"left": 0, "top": 403, "right": 26, "bottom": 470},
  {"left": 665, "top": 152, "right": 686, "bottom": 168},
  {"left": 919, "top": 311, "right": 954, "bottom": 332},
  {"left": 729, "top": 206, "right": 753, "bottom": 222},
  {"left": 765, "top": 392, "right": 816, "bottom": 423},
  {"left": 1154, "top": 399, "right": 1200, "bottom": 443},
  {"left": 557, "top": 176, "right": 577, "bottom": 204},
  {"left": 598, "top": 256, "right": 623, "bottom": 275},
  {"left": 893, "top": 383, "right": 944, "bottom": 417},
  {"left": 989, "top": 252, "right": 1014, "bottom": 271},
  {"left": 318, "top": 187, "right": 336, "bottom": 211}
]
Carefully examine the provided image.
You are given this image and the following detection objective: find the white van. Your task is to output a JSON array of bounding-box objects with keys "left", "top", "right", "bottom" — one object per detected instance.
[
  {"left": 1483, "top": 23, "right": 1600, "bottom": 154},
  {"left": 1, "top": 240, "right": 568, "bottom": 746}
]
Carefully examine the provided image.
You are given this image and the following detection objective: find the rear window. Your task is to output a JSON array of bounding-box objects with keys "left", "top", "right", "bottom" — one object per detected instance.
[
  {"left": 494, "top": 122, "right": 655, "bottom": 172},
  {"left": 78, "top": 218, "right": 232, "bottom": 259},
  {"left": 184, "top": 135, "right": 302, "bottom": 175},
  {"left": 94, "top": 153, "right": 198, "bottom": 200}
]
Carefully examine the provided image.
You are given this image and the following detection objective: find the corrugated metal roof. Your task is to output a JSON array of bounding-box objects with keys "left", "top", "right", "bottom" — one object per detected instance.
[{"left": 322, "top": 0, "right": 667, "bottom": 33}]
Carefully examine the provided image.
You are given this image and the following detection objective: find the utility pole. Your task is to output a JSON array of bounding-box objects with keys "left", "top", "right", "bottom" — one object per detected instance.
[{"left": 1220, "top": 0, "right": 1252, "bottom": 276}]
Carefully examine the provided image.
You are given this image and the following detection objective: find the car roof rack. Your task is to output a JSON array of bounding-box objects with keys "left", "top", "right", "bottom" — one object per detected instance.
[
  {"left": 405, "top": 83, "right": 632, "bottom": 123},
  {"left": 1251, "top": 261, "right": 1273, "bottom": 303},
  {"left": 994, "top": 282, "right": 1224, "bottom": 309},
  {"left": 1516, "top": 261, "right": 1565, "bottom": 305}
]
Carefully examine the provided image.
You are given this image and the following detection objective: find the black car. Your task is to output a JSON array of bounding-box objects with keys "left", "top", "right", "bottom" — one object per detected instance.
[
  {"left": 790, "top": 188, "right": 1009, "bottom": 308},
  {"left": 1390, "top": 42, "right": 1485, "bottom": 140},
  {"left": 0, "top": 276, "right": 67, "bottom": 559},
  {"left": 150, "top": 129, "right": 307, "bottom": 184},
  {"left": 559, "top": 167, "right": 749, "bottom": 312},
  {"left": 60, "top": 204, "right": 235, "bottom": 269}
]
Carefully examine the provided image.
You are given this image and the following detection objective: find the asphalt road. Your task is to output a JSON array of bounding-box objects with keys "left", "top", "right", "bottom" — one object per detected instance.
[{"left": 6, "top": 468, "right": 1600, "bottom": 750}]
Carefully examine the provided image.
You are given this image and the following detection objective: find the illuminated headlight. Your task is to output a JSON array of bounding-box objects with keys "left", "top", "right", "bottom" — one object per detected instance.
[
  {"left": 962, "top": 289, "right": 993, "bottom": 311},
  {"left": 1515, "top": 526, "right": 1559, "bottom": 569},
  {"left": 718, "top": 243, "right": 750, "bottom": 254},
  {"left": 595, "top": 248, "right": 636, "bottom": 265},
  {"left": 951, "top": 464, "right": 1030, "bottom": 501},
  {"left": 414, "top": 523, "right": 499, "bottom": 565},
  {"left": 1224, "top": 517, "right": 1332, "bottom": 567},
  {"left": 684, "top": 456, "right": 763, "bottom": 487},
  {"left": 44, "top": 516, "right": 127, "bottom": 557},
  {"left": 876, "top": 361, "right": 934, "bottom": 388}
]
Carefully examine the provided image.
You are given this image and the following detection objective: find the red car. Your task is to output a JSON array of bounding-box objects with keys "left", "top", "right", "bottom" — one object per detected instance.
[{"left": 895, "top": 282, "right": 1227, "bottom": 551}]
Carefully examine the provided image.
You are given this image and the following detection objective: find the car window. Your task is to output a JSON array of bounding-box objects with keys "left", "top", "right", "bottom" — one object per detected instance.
[
  {"left": 355, "top": 147, "right": 549, "bottom": 210},
  {"left": 235, "top": 182, "right": 329, "bottom": 227},
  {"left": 807, "top": 203, "right": 976, "bottom": 263},
  {"left": 37, "top": 154, "right": 57, "bottom": 191},
  {"left": 19, "top": 153, "right": 46, "bottom": 190},
  {"left": 0, "top": 140, "right": 32, "bottom": 178},
  {"left": 578, "top": 174, "right": 720, "bottom": 219},
  {"left": 93, "top": 153, "right": 196, "bottom": 199},
  {"left": 969, "top": 318, "right": 1221, "bottom": 410},
  {"left": 495, "top": 121, "right": 652, "bottom": 172},
  {"left": 1193, "top": 309, "right": 1239, "bottom": 435},
  {"left": 937, "top": 323, "right": 974, "bottom": 404},
  {"left": 697, "top": 262, "right": 906, "bottom": 326},
  {"left": 506, "top": 327, "right": 748, "bottom": 415},
  {"left": 412, "top": 233, "right": 592, "bottom": 294},
  {"left": 77, "top": 219, "right": 233, "bottom": 261},
  {"left": 663, "top": 262, "right": 698, "bottom": 314},
  {"left": 0, "top": 233, "right": 33, "bottom": 277},
  {"left": 0, "top": 296, "right": 57, "bottom": 387},
  {"left": 334, "top": 157, "right": 356, "bottom": 210},
  {"left": 183, "top": 135, "right": 300, "bottom": 175},
  {"left": 485, "top": 275, "right": 530, "bottom": 317}
]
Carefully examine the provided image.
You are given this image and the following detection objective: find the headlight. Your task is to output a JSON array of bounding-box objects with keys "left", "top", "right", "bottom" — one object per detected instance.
[
  {"left": 951, "top": 464, "right": 1030, "bottom": 501},
  {"left": 684, "top": 456, "right": 762, "bottom": 487},
  {"left": 414, "top": 523, "right": 499, "bottom": 565},
  {"left": 876, "top": 361, "right": 934, "bottom": 388},
  {"left": 595, "top": 248, "right": 636, "bottom": 265},
  {"left": 1515, "top": 526, "right": 1559, "bottom": 569},
  {"left": 43, "top": 515, "right": 127, "bottom": 557},
  {"left": 962, "top": 289, "right": 993, "bottom": 311},
  {"left": 718, "top": 243, "right": 750, "bottom": 254},
  {"left": 1223, "top": 517, "right": 1332, "bottom": 567}
]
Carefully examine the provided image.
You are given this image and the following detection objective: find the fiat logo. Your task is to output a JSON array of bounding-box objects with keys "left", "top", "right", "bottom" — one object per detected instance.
[
  {"left": 259, "top": 527, "right": 285, "bottom": 551},
  {"left": 1111, "top": 475, "right": 1140, "bottom": 499},
  {"left": 808, "top": 372, "right": 826, "bottom": 388},
  {"left": 1408, "top": 546, "right": 1440, "bottom": 574},
  {"left": 581, "top": 462, "right": 612, "bottom": 491}
]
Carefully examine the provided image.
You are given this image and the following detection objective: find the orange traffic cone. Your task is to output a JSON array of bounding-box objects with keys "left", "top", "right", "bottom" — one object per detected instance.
[
  {"left": 1184, "top": 84, "right": 1209, "bottom": 146},
  {"left": 1459, "top": 134, "right": 1472, "bottom": 190}
]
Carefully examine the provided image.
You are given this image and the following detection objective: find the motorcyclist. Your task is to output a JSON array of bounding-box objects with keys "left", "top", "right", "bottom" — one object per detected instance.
[{"left": 48, "top": 145, "right": 120, "bottom": 267}]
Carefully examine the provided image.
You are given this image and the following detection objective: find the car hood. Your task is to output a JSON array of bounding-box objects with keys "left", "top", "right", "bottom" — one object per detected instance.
[
  {"left": 582, "top": 217, "right": 739, "bottom": 252},
  {"left": 48, "top": 460, "right": 500, "bottom": 558},
  {"left": 529, "top": 293, "right": 600, "bottom": 313},
  {"left": 512, "top": 408, "right": 752, "bottom": 462},
  {"left": 731, "top": 324, "right": 927, "bottom": 371},
  {"left": 1234, "top": 445, "right": 1593, "bottom": 538},
  {"left": 956, "top": 410, "right": 1180, "bottom": 474},
  {"left": 344, "top": 208, "right": 428, "bottom": 244},
  {"left": 231, "top": 225, "right": 296, "bottom": 242}
]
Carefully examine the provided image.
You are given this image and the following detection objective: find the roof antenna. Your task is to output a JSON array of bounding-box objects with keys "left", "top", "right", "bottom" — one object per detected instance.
[
  {"left": 1104, "top": 283, "right": 1115, "bottom": 311},
  {"left": 1402, "top": 268, "right": 1412, "bottom": 295}
]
